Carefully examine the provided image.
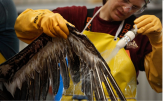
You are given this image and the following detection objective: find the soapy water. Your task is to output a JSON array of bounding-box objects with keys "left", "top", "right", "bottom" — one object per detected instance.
[
  {"left": 106, "top": 24, "right": 138, "bottom": 63},
  {"left": 105, "top": 46, "right": 120, "bottom": 63}
]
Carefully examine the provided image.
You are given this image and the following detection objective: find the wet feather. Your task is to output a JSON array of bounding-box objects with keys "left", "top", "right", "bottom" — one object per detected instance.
[
  {"left": 33, "top": 71, "right": 40, "bottom": 100},
  {"left": 0, "top": 24, "right": 126, "bottom": 101}
]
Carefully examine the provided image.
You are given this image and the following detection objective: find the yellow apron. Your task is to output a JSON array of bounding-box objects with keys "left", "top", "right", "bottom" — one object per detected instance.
[
  {"left": 61, "top": 31, "right": 137, "bottom": 101},
  {"left": 0, "top": 53, "right": 6, "bottom": 64}
]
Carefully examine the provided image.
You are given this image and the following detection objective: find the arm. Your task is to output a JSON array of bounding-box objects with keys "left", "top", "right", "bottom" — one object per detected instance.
[
  {"left": 134, "top": 15, "right": 162, "bottom": 92},
  {"left": 14, "top": 9, "right": 73, "bottom": 44}
]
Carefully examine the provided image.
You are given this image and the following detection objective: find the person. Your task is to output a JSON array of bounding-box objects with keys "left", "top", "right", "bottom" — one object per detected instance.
[
  {"left": 14, "top": 0, "right": 162, "bottom": 101},
  {"left": 0, "top": 0, "right": 19, "bottom": 100},
  {"left": 0, "top": 0, "right": 19, "bottom": 64}
]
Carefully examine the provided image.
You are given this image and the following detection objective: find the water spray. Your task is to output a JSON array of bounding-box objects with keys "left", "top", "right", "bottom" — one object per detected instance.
[{"left": 106, "top": 25, "right": 138, "bottom": 62}]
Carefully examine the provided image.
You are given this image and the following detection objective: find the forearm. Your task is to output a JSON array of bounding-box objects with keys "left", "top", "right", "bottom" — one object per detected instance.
[{"left": 144, "top": 34, "right": 162, "bottom": 92}]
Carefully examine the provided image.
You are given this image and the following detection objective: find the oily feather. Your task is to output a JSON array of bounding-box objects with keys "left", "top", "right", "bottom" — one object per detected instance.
[{"left": 0, "top": 24, "right": 126, "bottom": 101}]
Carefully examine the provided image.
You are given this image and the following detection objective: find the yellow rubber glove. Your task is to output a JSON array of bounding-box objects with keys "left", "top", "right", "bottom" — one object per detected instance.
[
  {"left": 134, "top": 15, "right": 162, "bottom": 93},
  {"left": 134, "top": 15, "right": 162, "bottom": 46},
  {"left": 15, "top": 9, "right": 74, "bottom": 44}
]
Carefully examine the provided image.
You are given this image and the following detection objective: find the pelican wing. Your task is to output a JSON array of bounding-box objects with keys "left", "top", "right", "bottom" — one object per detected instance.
[{"left": 0, "top": 24, "right": 126, "bottom": 101}]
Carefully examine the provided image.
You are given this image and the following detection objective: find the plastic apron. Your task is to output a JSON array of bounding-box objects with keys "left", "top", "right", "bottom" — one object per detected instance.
[
  {"left": 0, "top": 53, "right": 6, "bottom": 64},
  {"left": 61, "top": 30, "right": 137, "bottom": 101},
  {"left": 61, "top": 6, "right": 137, "bottom": 101}
]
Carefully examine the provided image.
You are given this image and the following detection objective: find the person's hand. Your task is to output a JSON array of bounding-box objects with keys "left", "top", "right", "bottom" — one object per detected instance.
[
  {"left": 15, "top": 9, "right": 75, "bottom": 44},
  {"left": 134, "top": 15, "right": 162, "bottom": 45},
  {"left": 40, "top": 13, "right": 74, "bottom": 39}
]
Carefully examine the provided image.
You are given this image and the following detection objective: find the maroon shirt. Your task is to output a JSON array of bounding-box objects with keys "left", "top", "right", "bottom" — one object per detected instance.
[{"left": 52, "top": 6, "right": 152, "bottom": 77}]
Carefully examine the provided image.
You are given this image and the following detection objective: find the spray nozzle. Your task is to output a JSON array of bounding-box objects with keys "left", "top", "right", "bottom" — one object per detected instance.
[
  {"left": 115, "top": 24, "right": 138, "bottom": 49},
  {"left": 130, "top": 24, "right": 138, "bottom": 35},
  {"left": 105, "top": 25, "right": 138, "bottom": 62}
]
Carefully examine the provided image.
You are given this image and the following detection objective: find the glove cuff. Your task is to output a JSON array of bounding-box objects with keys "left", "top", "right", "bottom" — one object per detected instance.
[{"left": 148, "top": 32, "right": 162, "bottom": 47}]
